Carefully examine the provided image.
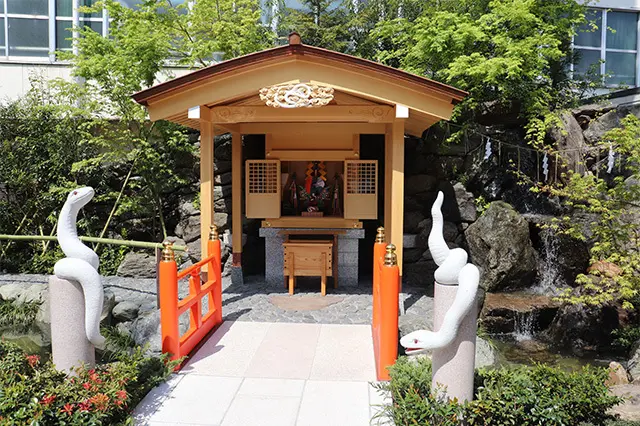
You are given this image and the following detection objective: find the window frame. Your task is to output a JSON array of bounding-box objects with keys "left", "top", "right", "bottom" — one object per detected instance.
[
  {"left": 0, "top": 0, "right": 107, "bottom": 62},
  {"left": 572, "top": 7, "right": 640, "bottom": 87}
]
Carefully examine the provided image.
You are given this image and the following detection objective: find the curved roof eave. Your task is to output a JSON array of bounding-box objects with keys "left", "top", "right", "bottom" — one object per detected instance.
[{"left": 132, "top": 42, "right": 467, "bottom": 108}]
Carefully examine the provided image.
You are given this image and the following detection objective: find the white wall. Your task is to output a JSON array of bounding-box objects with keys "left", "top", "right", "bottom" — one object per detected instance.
[
  {"left": 0, "top": 62, "right": 192, "bottom": 102},
  {"left": 0, "top": 62, "right": 73, "bottom": 101},
  {"left": 586, "top": 0, "right": 640, "bottom": 11}
]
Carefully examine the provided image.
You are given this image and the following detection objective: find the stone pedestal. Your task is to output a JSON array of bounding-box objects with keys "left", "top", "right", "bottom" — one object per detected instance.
[
  {"left": 49, "top": 276, "right": 95, "bottom": 373},
  {"left": 431, "top": 281, "right": 477, "bottom": 402},
  {"left": 259, "top": 227, "right": 365, "bottom": 287}
]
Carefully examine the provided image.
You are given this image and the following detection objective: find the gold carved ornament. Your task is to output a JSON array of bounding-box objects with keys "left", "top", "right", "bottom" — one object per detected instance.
[{"left": 259, "top": 83, "right": 334, "bottom": 108}]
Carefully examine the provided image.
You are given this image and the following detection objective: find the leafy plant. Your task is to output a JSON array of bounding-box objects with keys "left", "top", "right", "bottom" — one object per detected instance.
[
  {"left": 0, "top": 340, "right": 179, "bottom": 425},
  {"left": 374, "top": 356, "right": 623, "bottom": 426},
  {"left": 0, "top": 300, "right": 40, "bottom": 332}
]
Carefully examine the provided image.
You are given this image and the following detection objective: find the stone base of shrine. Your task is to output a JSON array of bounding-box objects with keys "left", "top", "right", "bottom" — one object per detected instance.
[{"left": 259, "top": 227, "right": 365, "bottom": 288}]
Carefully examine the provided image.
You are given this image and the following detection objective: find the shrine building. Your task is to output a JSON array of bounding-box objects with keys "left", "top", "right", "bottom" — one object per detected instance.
[{"left": 133, "top": 33, "right": 466, "bottom": 291}]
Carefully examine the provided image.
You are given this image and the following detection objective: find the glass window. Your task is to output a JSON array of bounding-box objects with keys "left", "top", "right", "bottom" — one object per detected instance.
[
  {"left": 8, "top": 18, "right": 49, "bottom": 56},
  {"left": 0, "top": 2, "right": 3, "bottom": 13},
  {"left": 0, "top": 19, "right": 5, "bottom": 49},
  {"left": 607, "top": 12, "right": 638, "bottom": 51},
  {"left": 574, "top": 49, "right": 602, "bottom": 76},
  {"left": 606, "top": 52, "right": 636, "bottom": 85},
  {"left": 575, "top": 9, "right": 602, "bottom": 48},
  {"left": 56, "top": 0, "right": 73, "bottom": 17},
  {"left": 57, "top": 0, "right": 103, "bottom": 18},
  {"left": 7, "top": 0, "right": 48, "bottom": 15},
  {"left": 56, "top": 20, "right": 103, "bottom": 49}
]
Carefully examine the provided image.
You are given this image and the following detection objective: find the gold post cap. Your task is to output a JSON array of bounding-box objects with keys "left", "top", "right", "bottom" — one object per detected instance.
[
  {"left": 162, "top": 241, "right": 175, "bottom": 262},
  {"left": 384, "top": 244, "right": 397, "bottom": 266},
  {"left": 209, "top": 224, "right": 219, "bottom": 241},
  {"left": 376, "top": 227, "right": 385, "bottom": 243}
]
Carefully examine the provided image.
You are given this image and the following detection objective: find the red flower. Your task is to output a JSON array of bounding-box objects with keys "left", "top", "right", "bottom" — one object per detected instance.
[
  {"left": 40, "top": 394, "right": 56, "bottom": 406},
  {"left": 61, "top": 404, "right": 74, "bottom": 415},
  {"left": 89, "top": 393, "right": 109, "bottom": 411},
  {"left": 25, "top": 355, "right": 40, "bottom": 367},
  {"left": 116, "top": 390, "right": 127, "bottom": 401},
  {"left": 82, "top": 382, "right": 91, "bottom": 390},
  {"left": 77, "top": 400, "right": 91, "bottom": 412},
  {"left": 89, "top": 372, "right": 102, "bottom": 384}
]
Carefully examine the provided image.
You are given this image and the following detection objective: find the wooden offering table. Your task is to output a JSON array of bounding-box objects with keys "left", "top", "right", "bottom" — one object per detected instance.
[{"left": 283, "top": 240, "right": 334, "bottom": 296}]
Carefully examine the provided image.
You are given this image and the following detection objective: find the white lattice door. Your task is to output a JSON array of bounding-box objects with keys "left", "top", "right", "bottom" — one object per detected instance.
[
  {"left": 344, "top": 160, "right": 378, "bottom": 219},
  {"left": 245, "top": 160, "right": 281, "bottom": 218}
]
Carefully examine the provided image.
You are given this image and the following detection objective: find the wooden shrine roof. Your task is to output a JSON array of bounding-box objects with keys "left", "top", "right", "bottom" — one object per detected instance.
[{"left": 132, "top": 33, "right": 467, "bottom": 137}]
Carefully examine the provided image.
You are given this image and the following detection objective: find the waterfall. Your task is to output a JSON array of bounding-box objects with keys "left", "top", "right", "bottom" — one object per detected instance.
[
  {"left": 513, "top": 311, "right": 537, "bottom": 342},
  {"left": 534, "top": 230, "right": 562, "bottom": 295}
]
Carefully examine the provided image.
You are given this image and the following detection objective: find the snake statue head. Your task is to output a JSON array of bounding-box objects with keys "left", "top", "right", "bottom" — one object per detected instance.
[
  {"left": 400, "top": 191, "right": 480, "bottom": 354},
  {"left": 66, "top": 187, "right": 95, "bottom": 207}
]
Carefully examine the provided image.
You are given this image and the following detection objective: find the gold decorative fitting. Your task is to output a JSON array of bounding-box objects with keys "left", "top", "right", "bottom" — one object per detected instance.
[
  {"left": 209, "top": 225, "right": 219, "bottom": 241},
  {"left": 162, "top": 241, "right": 175, "bottom": 262},
  {"left": 384, "top": 244, "right": 397, "bottom": 266},
  {"left": 376, "top": 227, "right": 385, "bottom": 243},
  {"left": 259, "top": 83, "right": 334, "bottom": 109}
]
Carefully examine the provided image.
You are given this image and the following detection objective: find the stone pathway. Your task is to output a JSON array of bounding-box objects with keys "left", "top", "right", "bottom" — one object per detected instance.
[
  {"left": 221, "top": 275, "right": 434, "bottom": 327},
  {"left": 133, "top": 321, "right": 392, "bottom": 426}
]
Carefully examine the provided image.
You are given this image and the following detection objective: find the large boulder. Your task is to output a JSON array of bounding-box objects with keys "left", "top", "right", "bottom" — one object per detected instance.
[
  {"left": 626, "top": 339, "right": 640, "bottom": 382},
  {"left": 536, "top": 227, "right": 590, "bottom": 287},
  {"left": 117, "top": 252, "right": 156, "bottom": 278},
  {"left": 583, "top": 109, "right": 622, "bottom": 144},
  {"left": 548, "top": 112, "right": 587, "bottom": 175},
  {"left": 175, "top": 215, "right": 201, "bottom": 243},
  {"left": 465, "top": 201, "right": 537, "bottom": 291},
  {"left": 453, "top": 183, "right": 477, "bottom": 223},
  {"left": 583, "top": 104, "right": 640, "bottom": 143},
  {"left": 545, "top": 303, "right": 619, "bottom": 356}
]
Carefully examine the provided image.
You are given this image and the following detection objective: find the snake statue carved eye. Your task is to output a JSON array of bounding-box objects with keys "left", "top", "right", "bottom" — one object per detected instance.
[{"left": 73, "top": 191, "right": 78, "bottom": 196}]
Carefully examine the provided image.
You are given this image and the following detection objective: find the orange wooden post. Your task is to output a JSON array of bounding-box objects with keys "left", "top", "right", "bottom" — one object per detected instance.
[
  {"left": 372, "top": 227, "right": 385, "bottom": 349},
  {"left": 208, "top": 225, "right": 223, "bottom": 325},
  {"left": 378, "top": 244, "right": 399, "bottom": 380},
  {"left": 159, "top": 241, "right": 180, "bottom": 361}
]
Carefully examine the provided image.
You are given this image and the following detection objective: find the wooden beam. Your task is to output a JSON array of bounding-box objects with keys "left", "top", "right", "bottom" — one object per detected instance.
[
  {"left": 200, "top": 107, "right": 215, "bottom": 267},
  {"left": 209, "top": 106, "right": 395, "bottom": 123},
  {"left": 385, "top": 120, "right": 405, "bottom": 276},
  {"left": 266, "top": 149, "right": 357, "bottom": 161},
  {"left": 238, "top": 122, "right": 386, "bottom": 134},
  {"left": 232, "top": 132, "right": 242, "bottom": 266}
]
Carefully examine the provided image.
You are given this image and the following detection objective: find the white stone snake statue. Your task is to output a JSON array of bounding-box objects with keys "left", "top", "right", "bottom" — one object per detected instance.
[
  {"left": 400, "top": 191, "right": 480, "bottom": 354},
  {"left": 53, "top": 187, "right": 106, "bottom": 348}
]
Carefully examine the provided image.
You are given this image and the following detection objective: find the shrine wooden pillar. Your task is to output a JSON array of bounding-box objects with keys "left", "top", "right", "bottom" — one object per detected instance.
[
  {"left": 200, "top": 106, "right": 215, "bottom": 266},
  {"left": 231, "top": 131, "right": 243, "bottom": 267},
  {"left": 384, "top": 119, "right": 405, "bottom": 276}
]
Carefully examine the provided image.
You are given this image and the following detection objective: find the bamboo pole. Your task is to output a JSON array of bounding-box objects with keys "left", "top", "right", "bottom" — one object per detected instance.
[{"left": 0, "top": 234, "right": 187, "bottom": 252}]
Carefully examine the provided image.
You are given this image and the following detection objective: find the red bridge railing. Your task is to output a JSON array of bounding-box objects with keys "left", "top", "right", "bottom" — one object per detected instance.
[
  {"left": 372, "top": 227, "right": 400, "bottom": 381},
  {"left": 158, "top": 225, "right": 223, "bottom": 365}
]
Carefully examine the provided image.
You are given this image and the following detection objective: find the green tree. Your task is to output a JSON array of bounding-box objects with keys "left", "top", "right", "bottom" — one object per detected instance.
[{"left": 371, "top": 0, "right": 589, "bottom": 143}]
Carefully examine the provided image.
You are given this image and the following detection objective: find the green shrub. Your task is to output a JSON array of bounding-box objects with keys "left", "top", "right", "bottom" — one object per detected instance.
[
  {"left": 373, "top": 356, "right": 624, "bottom": 426},
  {"left": 0, "top": 340, "right": 179, "bottom": 425},
  {"left": 0, "top": 299, "right": 40, "bottom": 331}
]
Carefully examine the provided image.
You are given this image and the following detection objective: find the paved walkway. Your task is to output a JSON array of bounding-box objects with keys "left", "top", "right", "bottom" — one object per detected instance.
[{"left": 134, "top": 321, "right": 391, "bottom": 426}]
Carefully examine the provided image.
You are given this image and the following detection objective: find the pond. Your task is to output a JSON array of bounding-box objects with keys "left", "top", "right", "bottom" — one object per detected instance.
[{"left": 490, "top": 333, "right": 620, "bottom": 371}]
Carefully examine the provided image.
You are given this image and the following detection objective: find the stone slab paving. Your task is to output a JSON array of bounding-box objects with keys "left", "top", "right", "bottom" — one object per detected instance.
[
  {"left": 221, "top": 275, "right": 434, "bottom": 327},
  {"left": 133, "top": 321, "right": 392, "bottom": 426}
]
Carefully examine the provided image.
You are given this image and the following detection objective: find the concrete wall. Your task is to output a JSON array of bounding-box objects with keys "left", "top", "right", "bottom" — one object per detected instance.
[
  {"left": 586, "top": 0, "right": 640, "bottom": 11},
  {"left": 0, "top": 61, "right": 192, "bottom": 101}
]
